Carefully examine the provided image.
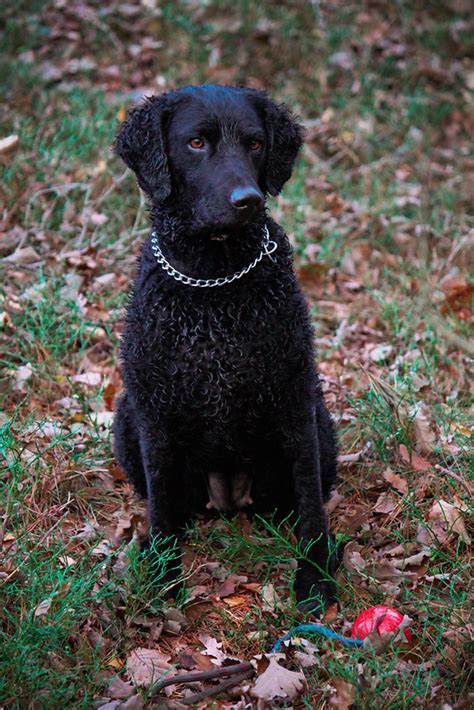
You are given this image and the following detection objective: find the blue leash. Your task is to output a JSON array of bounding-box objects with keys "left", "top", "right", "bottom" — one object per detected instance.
[{"left": 272, "top": 623, "right": 364, "bottom": 653}]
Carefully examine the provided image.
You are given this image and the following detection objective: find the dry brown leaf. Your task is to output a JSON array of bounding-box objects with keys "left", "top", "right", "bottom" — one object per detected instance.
[
  {"left": 162, "top": 606, "right": 187, "bottom": 634},
  {"left": 342, "top": 543, "right": 366, "bottom": 576},
  {"left": 126, "top": 648, "right": 174, "bottom": 687},
  {"left": 439, "top": 273, "right": 470, "bottom": 300},
  {"left": 4, "top": 246, "right": 40, "bottom": 264},
  {"left": 338, "top": 450, "right": 364, "bottom": 463},
  {"left": 261, "top": 583, "right": 284, "bottom": 613},
  {"left": 73, "top": 372, "right": 102, "bottom": 386},
  {"left": 374, "top": 493, "right": 397, "bottom": 514},
  {"left": 0, "top": 311, "right": 12, "bottom": 328},
  {"left": 329, "top": 678, "right": 356, "bottom": 708},
  {"left": 428, "top": 500, "right": 471, "bottom": 545},
  {"left": 399, "top": 444, "right": 431, "bottom": 472},
  {"left": 410, "top": 402, "right": 436, "bottom": 454},
  {"left": 382, "top": 467, "right": 408, "bottom": 495},
  {"left": 120, "top": 696, "right": 144, "bottom": 710},
  {"left": 107, "top": 676, "right": 135, "bottom": 700},
  {"left": 34, "top": 597, "right": 53, "bottom": 617},
  {"left": 251, "top": 656, "right": 306, "bottom": 702},
  {"left": 222, "top": 594, "right": 247, "bottom": 607},
  {"left": 291, "top": 638, "right": 321, "bottom": 669},
  {"left": 391, "top": 548, "right": 431, "bottom": 569},
  {"left": 14, "top": 363, "right": 33, "bottom": 391},
  {"left": 369, "top": 343, "right": 394, "bottom": 363},
  {"left": 326, "top": 489, "right": 345, "bottom": 513},
  {"left": 97, "top": 702, "right": 120, "bottom": 710},
  {"left": 198, "top": 633, "right": 227, "bottom": 666},
  {"left": 216, "top": 573, "right": 248, "bottom": 598},
  {"left": 107, "top": 657, "right": 124, "bottom": 670}
]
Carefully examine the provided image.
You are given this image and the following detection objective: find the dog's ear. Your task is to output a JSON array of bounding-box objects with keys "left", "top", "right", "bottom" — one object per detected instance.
[
  {"left": 261, "top": 97, "right": 305, "bottom": 196},
  {"left": 114, "top": 94, "right": 173, "bottom": 201}
]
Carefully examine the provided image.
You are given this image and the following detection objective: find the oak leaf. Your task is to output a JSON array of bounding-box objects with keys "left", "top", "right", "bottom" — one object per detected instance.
[{"left": 251, "top": 656, "right": 306, "bottom": 702}]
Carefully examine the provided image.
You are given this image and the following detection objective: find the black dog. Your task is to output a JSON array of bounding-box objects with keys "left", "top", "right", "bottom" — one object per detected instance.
[{"left": 113, "top": 85, "right": 338, "bottom": 612}]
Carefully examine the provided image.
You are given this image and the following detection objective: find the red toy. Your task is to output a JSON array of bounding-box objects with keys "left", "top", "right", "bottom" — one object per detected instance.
[{"left": 351, "top": 605, "right": 413, "bottom": 642}]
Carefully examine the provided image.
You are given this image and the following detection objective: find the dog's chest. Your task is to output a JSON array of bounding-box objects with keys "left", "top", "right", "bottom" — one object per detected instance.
[
  {"left": 155, "top": 295, "right": 273, "bottom": 375},
  {"left": 136, "top": 287, "right": 295, "bottom": 413}
]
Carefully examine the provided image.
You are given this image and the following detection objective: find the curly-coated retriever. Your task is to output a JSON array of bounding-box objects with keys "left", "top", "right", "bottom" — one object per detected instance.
[{"left": 113, "top": 85, "right": 338, "bottom": 613}]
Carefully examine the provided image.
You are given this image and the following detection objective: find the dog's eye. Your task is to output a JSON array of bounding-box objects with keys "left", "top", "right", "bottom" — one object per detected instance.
[
  {"left": 189, "top": 137, "right": 205, "bottom": 149},
  {"left": 250, "top": 139, "right": 263, "bottom": 151}
]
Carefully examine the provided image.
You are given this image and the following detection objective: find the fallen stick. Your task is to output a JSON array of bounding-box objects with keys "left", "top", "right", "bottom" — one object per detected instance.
[
  {"left": 152, "top": 661, "right": 254, "bottom": 695},
  {"left": 181, "top": 669, "right": 255, "bottom": 705}
]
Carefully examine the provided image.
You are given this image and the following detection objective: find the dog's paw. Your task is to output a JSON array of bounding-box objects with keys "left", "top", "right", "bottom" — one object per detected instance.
[
  {"left": 140, "top": 534, "right": 183, "bottom": 599},
  {"left": 295, "top": 578, "right": 337, "bottom": 617}
]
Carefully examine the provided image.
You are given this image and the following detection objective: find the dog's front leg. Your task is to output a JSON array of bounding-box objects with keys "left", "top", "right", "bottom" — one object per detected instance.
[
  {"left": 290, "top": 416, "right": 337, "bottom": 615},
  {"left": 138, "top": 426, "right": 183, "bottom": 598}
]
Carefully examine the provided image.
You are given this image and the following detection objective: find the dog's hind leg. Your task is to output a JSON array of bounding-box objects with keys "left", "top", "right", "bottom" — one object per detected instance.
[{"left": 113, "top": 393, "right": 147, "bottom": 498}]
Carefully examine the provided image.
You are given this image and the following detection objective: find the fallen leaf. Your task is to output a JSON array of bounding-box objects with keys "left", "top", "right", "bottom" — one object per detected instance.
[
  {"left": 92, "top": 540, "right": 112, "bottom": 556},
  {"left": 120, "top": 696, "right": 143, "bottom": 710},
  {"left": 34, "top": 597, "right": 53, "bottom": 617},
  {"left": 216, "top": 573, "right": 248, "bottom": 598},
  {"left": 399, "top": 444, "right": 431, "bottom": 472},
  {"left": 428, "top": 500, "right": 471, "bottom": 545},
  {"left": 338, "top": 450, "right": 364, "bottom": 463},
  {"left": 374, "top": 493, "right": 397, "bottom": 514},
  {"left": 261, "top": 583, "right": 285, "bottom": 613},
  {"left": 382, "top": 468, "right": 408, "bottom": 495},
  {"left": 326, "top": 489, "right": 345, "bottom": 513},
  {"left": 369, "top": 344, "right": 394, "bottom": 363},
  {"left": 222, "top": 594, "right": 247, "bottom": 607},
  {"left": 73, "top": 522, "right": 97, "bottom": 541},
  {"left": 410, "top": 402, "right": 436, "bottom": 455},
  {"left": 0, "top": 311, "right": 12, "bottom": 328},
  {"left": 198, "top": 633, "right": 227, "bottom": 666},
  {"left": 108, "top": 463, "right": 127, "bottom": 482},
  {"left": 251, "top": 656, "right": 306, "bottom": 702},
  {"left": 0, "top": 134, "right": 19, "bottom": 154},
  {"left": 90, "top": 211, "right": 108, "bottom": 226},
  {"left": 439, "top": 273, "right": 471, "bottom": 301},
  {"left": 4, "top": 246, "right": 40, "bottom": 264},
  {"left": 162, "top": 606, "right": 187, "bottom": 634},
  {"left": 290, "top": 637, "right": 321, "bottom": 669},
  {"left": 184, "top": 584, "right": 208, "bottom": 603},
  {"left": 126, "top": 648, "right": 174, "bottom": 687},
  {"left": 107, "top": 657, "right": 124, "bottom": 670},
  {"left": 14, "top": 363, "right": 33, "bottom": 390},
  {"left": 329, "top": 677, "right": 356, "bottom": 708},
  {"left": 108, "top": 676, "right": 135, "bottom": 700},
  {"left": 73, "top": 372, "right": 102, "bottom": 386},
  {"left": 371, "top": 560, "right": 404, "bottom": 582},
  {"left": 391, "top": 548, "right": 431, "bottom": 569},
  {"left": 178, "top": 649, "right": 214, "bottom": 672},
  {"left": 342, "top": 543, "right": 366, "bottom": 576}
]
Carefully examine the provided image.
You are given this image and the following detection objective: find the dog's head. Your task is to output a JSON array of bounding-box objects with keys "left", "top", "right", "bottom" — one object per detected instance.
[{"left": 115, "top": 85, "right": 304, "bottom": 235}]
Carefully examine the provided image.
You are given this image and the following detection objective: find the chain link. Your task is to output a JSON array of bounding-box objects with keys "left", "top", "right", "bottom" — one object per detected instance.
[{"left": 150, "top": 225, "right": 277, "bottom": 288}]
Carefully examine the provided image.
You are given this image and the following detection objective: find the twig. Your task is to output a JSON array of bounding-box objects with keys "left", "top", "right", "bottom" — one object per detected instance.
[
  {"left": 152, "top": 661, "right": 253, "bottom": 694},
  {"left": 181, "top": 669, "right": 255, "bottom": 705}
]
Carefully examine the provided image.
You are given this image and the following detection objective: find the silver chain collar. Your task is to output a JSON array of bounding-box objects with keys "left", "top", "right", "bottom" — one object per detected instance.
[{"left": 150, "top": 225, "right": 277, "bottom": 288}]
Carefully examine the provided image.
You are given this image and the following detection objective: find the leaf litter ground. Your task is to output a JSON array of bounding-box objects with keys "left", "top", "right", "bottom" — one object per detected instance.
[{"left": 0, "top": 1, "right": 472, "bottom": 708}]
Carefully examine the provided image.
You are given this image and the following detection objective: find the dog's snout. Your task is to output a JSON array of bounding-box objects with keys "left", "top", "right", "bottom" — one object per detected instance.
[{"left": 230, "top": 186, "right": 264, "bottom": 211}]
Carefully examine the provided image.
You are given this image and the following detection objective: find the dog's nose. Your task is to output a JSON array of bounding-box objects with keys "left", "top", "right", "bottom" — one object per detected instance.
[{"left": 230, "top": 186, "right": 264, "bottom": 210}]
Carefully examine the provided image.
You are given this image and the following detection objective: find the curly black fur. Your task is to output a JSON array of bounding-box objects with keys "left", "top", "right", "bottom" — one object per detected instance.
[{"left": 113, "top": 85, "right": 338, "bottom": 613}]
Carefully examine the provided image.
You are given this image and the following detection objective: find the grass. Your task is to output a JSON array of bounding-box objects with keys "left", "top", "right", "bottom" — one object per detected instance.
[{"left": 1, "top": 1, "right": 472, "bottom": 707}]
